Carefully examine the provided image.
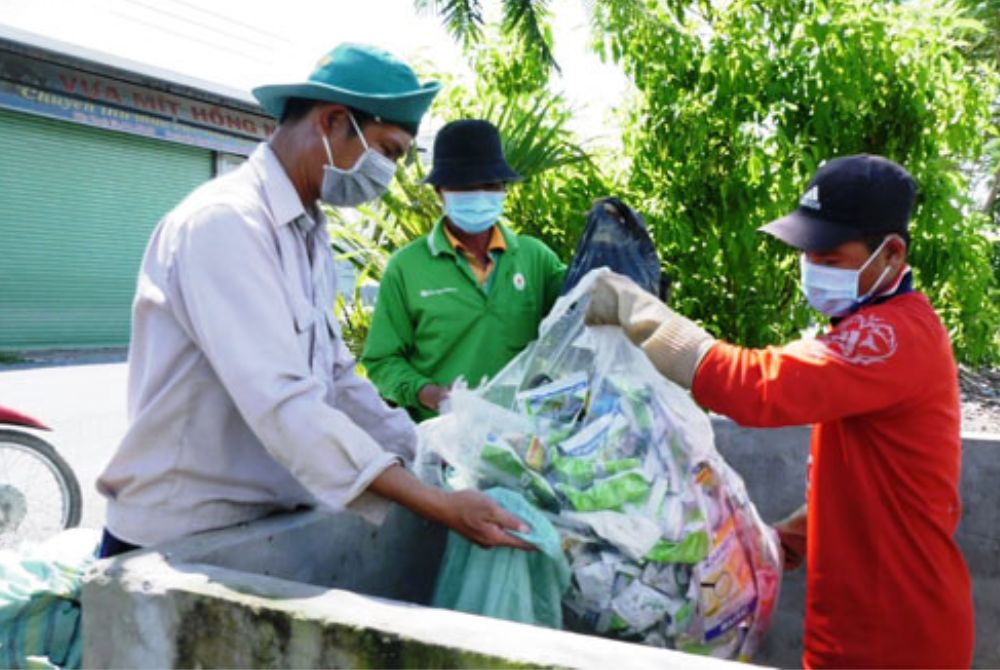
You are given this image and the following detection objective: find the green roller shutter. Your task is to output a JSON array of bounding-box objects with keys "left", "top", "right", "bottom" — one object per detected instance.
[{"left": 0, "top": 107, "right": 213, "bottom": 350}]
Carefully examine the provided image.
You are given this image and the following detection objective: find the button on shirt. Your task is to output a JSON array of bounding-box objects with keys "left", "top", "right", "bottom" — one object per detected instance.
[{"left": 97, "top": 143, "right": 415, "bottom": 546}]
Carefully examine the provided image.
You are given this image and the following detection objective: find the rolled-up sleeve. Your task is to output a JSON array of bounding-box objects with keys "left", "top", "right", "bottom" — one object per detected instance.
[{"left": 169, "top": 205, "right": 397, "bottom": 510}]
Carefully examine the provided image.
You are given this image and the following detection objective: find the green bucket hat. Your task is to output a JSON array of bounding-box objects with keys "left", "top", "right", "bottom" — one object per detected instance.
[{"left": 252, "top": 43, "right": 440, "bottom": 134}]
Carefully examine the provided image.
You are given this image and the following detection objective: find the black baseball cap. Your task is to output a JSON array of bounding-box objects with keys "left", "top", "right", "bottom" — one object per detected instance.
[{"left": 759, "top": 154, "right": 917, "bottom": 252}]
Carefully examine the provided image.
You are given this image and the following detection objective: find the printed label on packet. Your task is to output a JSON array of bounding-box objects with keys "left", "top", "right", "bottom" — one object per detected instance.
[
  {"left": 698, "top": 515, "right": 757, "bottom": 641},
  {"left": 564, "top": 511, "right": 662, "bottom": 562},
  {"left": 525, "top": 435, "right": 546, "bottom": 471},
  {"left": 516, "top": 371, "right": 589, "bottom": 421},
  {"left": 611, "top": 579, "right": 679, "bottom": 632},
  {"left": 574, "top": 558, "right": 616, "bottom": 608},
  {"left": 558, "top": 412, "right": 629, "bottom": 458},
  {"left": 641, "top": 562, "right": 687, "bottom": 599}
]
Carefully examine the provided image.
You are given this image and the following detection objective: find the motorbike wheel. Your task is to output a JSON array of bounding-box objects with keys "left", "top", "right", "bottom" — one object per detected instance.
[{"left": 0, "top": 428, "right": 82, "bottom": 549}]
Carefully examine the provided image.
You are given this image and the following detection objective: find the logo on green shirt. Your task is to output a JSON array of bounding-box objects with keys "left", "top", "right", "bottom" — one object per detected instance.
[{"left": 420, "top": 287, "right": 459, "bottom": 298}]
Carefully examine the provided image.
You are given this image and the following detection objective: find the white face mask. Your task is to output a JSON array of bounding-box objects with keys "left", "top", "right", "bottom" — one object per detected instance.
[
  {"left": 319, "top": 113, "right": 397, "bottom": 207},
  {"left": 800, "top": 236, "right": 897, "bottom": 317}
]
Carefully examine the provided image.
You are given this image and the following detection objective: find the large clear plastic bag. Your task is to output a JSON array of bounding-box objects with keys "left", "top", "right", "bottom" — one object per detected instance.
[{"left": 417, "top": 268, "right": 781, "bottom": 661}]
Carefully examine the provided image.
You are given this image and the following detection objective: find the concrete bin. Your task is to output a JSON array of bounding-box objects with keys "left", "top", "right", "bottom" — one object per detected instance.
[
  {"left": 82, "top": 419, "right": 1000, "bottom": 668},
  {"left": 81, "top": 504, "right": 746, "bottom": 669}
]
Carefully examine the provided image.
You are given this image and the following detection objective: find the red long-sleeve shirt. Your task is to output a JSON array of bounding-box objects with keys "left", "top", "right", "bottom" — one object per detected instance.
[{"left": 692, "top": 289, "right": 974, "bottom": 669}]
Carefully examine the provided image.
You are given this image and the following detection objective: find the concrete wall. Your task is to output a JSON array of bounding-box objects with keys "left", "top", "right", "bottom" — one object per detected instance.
[
  {"left": 82, "top": 508, "right": 741, "bottom": 670},
  {"left": 83, "top": 420, "right": 999, "bottom": 669},
  {"left": 713, "top": 419, "right": 1000, "bottom": 669}
]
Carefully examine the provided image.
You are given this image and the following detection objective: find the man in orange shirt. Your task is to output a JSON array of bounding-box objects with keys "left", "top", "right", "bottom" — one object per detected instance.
[{"left": 587, "top": 155, "right": 974, "bottom": 668}]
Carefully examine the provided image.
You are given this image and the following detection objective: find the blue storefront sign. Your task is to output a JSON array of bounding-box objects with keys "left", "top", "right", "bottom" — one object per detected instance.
[{"left": 0, "top": 51, "right": 271, "bottom": 155}]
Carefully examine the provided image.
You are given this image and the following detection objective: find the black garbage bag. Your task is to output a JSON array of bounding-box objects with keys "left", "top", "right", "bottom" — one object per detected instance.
[{"left": 560, "top": 197, "right": 669, "bottom": 300}]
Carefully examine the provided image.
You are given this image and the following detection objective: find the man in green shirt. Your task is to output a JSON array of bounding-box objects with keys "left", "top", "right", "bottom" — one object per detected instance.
[{"left": 362, "top": 119, "right": 566, "bottom": 420}]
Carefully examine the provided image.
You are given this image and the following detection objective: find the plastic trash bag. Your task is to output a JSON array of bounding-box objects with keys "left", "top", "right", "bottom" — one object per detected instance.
[
  {"left": 560, "top": 198, "right": 669, "bottom": 300},
  {"left": 418, "top": 268, "right": 781, "bottom": 660},
  {"left": 431, "top": 487, "right": 570, "bottom": 629},
  {"left": 0, "top": 528, "right": 101, "bottom": 669}
]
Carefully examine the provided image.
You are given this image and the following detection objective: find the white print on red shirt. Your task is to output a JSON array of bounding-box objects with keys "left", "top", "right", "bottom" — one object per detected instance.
[{"left": 820, "top": 313, "right": 898, "bottom": 365}]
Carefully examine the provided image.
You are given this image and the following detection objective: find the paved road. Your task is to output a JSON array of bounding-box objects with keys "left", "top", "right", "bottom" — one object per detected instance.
[
  {"left": 4, "top": 355, "right": 992, "bottom": 543},
  {"left": 1, "top": 361, "right": 128, "bottom": 532}
]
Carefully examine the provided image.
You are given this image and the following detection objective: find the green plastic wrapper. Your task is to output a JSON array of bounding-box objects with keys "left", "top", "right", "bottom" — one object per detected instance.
[
  {"left": 645, "top": 532, "right": 710, "bottom": 564},
  {"left": 480, "top": 436, "right": 560, "bottom": 511},
  {"left": 551, "top": 455, "right": 642, "bottom": 489},
  {"left": 556, "top": 470, "right": 651, "bottom": 512}
]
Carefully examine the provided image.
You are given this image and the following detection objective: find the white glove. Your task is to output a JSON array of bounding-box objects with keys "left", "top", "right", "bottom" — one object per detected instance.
[{"left": 585, "top": 271, "right": 716, "bottom": 389}]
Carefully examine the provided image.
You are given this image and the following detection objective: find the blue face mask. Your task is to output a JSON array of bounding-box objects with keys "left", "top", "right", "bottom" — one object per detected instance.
[
  {"left": 443, "top": 191, "right": 506, "bottom": 234},
  {"left": 800, "top": 236, "right": 896, "bottom": 317}
]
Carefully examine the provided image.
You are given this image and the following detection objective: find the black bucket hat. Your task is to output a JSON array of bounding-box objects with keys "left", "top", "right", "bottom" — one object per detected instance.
[
  {"left": 423, "top": 119, "right": 522, "bottom": 187},
  {"left": 759, "top": 154, "right": 916, "bottom": 252}
]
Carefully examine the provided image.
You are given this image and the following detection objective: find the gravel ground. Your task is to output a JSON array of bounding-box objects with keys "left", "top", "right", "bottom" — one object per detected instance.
[{"left": 959, "top": 366, "right": 1000, "bottom": 434}]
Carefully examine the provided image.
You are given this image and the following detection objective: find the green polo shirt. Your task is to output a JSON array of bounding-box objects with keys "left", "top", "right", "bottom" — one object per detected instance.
[{"left": 362, "top": 219, "right": 566, "bottom": 421}]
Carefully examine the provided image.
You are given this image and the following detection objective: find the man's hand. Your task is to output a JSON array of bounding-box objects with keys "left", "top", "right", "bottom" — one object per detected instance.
[
  {"left": 368, "top": 464, "right": 535, "bottom": 551},
  {"left": 585, "top": 271, "right": 716, "bottom": 389},
  {"left": 438, "top": 489, "right": 536, "bottom": 551},
  {"left": 418, "top": 383, "right": 449, "bottom": 412},
  {"left": 774, "top": 504, "right": 808, "bottom": 571}
]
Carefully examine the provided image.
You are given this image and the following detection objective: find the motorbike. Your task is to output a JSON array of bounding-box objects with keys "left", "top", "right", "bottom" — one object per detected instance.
[{"left": 0, "top": 404, "right": 82, "bottom": 549}]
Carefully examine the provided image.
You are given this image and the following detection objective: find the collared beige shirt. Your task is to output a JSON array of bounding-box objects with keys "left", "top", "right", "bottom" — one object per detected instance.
[{"left": 97, "top": 143, "right": 414, "bottom": 546}]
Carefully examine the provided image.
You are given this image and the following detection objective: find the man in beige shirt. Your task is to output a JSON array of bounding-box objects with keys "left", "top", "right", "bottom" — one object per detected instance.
[{"left": 96, "top": 43, "right": 530, "bottom": 556}]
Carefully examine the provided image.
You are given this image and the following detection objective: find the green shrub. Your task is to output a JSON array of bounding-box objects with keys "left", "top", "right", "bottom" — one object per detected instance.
[{"left": 591, "top": 0, "right": 1000, "bottom": 363}]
